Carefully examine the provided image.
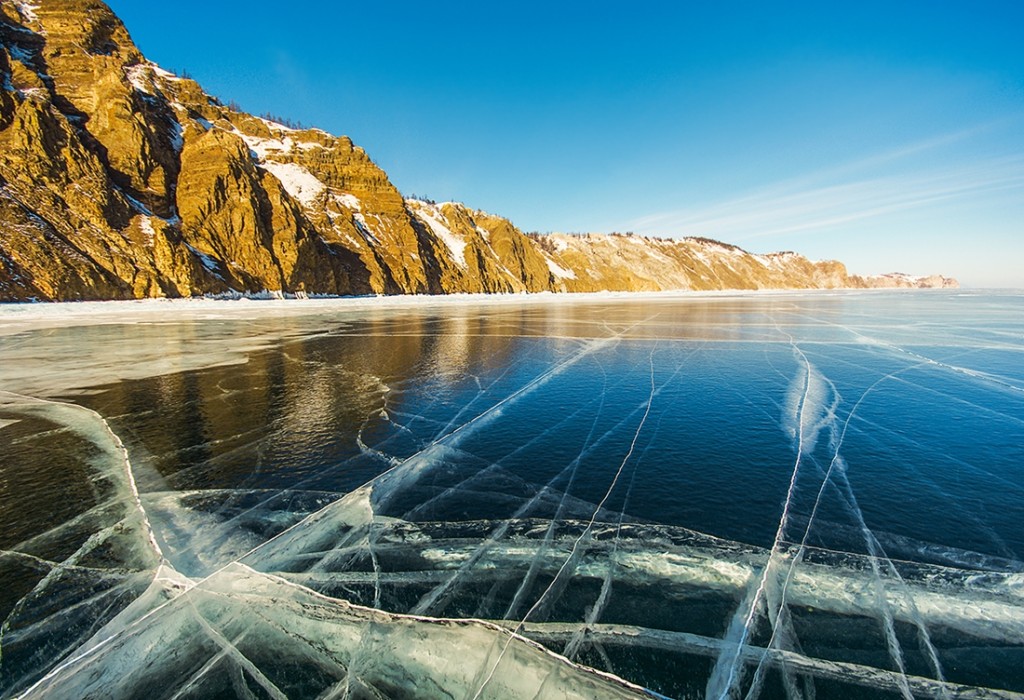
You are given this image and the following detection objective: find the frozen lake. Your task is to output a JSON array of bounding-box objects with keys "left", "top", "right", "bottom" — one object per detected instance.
[{"left": 1, "top": 291, "right": 1022, "bottom": 699}]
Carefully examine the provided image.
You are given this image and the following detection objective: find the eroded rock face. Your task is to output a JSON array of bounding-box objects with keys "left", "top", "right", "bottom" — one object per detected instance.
[{"left": 0, "top": 0, "right": 957, "bottom": 301}]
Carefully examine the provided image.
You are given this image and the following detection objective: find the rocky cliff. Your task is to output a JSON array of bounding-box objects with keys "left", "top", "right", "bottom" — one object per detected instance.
[{"left": 0, "top": 0, "right": 957, "bottom": 302}]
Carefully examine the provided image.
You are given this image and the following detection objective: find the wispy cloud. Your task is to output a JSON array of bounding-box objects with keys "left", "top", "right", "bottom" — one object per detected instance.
[{"left": 626, "top": 126, "right": 1024, "bottom": 245}]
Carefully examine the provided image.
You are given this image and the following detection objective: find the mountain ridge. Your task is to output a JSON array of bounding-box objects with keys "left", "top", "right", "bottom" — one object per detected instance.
[{"left": 0, "top": 0, "right": 957, "bottom": 301}]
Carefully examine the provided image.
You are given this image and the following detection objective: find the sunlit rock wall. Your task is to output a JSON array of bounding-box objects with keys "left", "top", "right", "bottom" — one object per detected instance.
[{"left": 0, "top": 1, "right": 957, "bottom": 301}]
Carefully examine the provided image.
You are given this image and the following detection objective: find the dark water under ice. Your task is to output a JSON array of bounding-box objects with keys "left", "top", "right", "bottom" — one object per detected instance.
[{"left": 1, "top": 291, "right": 1022, "bottom": 699}]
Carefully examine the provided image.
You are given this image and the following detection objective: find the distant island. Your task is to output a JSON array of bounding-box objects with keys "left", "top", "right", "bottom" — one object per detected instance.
[{"left": 0, "top": 1, "right": 956, "bottom": 302}]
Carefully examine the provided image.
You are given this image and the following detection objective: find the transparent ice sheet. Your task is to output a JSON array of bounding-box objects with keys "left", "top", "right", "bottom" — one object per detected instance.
[{"left": 2, "top": 291, "right": 1022, "bottom": 699}]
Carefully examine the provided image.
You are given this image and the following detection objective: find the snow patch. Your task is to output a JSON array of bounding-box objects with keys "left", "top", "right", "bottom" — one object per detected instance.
[
  {"left": 880, "top": 272, "right": 927, "bottom": 284},
  {"left": 149, "top": 63, "right": 179, "bottom": 81},
  {"left": 259, "top": 117, "right": 296, "bottom": 133},
  {"left": 186, "top": 244, "right": 222, "bottom": 277},
  {"left": 239, "top": 132, "right": 294, "bottom": 159},
  {"left": 765, "top": 251, "right": 805, "bottom": 266},
  {"left": 545, "top": 257, "right": 576, "bottom": 280},
  {"left": 238, "top": 131, "right": 332, "bottom": 160},
  {"left": 334, "top": 193, "right": 361, "bottom": 211},
  {"left": 138, "top": 217, "right": 156, "bottom": 239},
  {"left": 236, "top": 125, "right": 331, "bottom": 207},
  {"left": 14, "top": 1, "right": 40, "bottom": 22},
  {"left": 124, "top": 65, "right": 153, "bottom": 95},
  {"left": 690, "top": 238, "right": 744, "bottom": 257},
  {"left": 353, "top": 213, "right": 379, "bottom": 244},
  {"left": 414, "top": 205, "right": 467, "bottom": 268},
  {"left": 168, "top": 120, "right": 183, "bottom": 153},
  {"left": 18, "top": 87, "right": 47, "bottom": 101},
  {"left": 260, "top": 161, "right": 325, "bottom": 207}
]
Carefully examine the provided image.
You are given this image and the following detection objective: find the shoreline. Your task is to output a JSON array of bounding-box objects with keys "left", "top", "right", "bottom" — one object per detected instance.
[
  {"left": 0, "top": 285, "right": 978, "bottom": 317},
  {"left": 0, "top": 287, "right": 1015, "bottom": 410}
]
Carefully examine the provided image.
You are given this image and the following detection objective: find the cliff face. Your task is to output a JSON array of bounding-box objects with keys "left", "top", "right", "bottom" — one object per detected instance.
[{"left": 0, "top": 1, "right": 957, "bottom": 301}]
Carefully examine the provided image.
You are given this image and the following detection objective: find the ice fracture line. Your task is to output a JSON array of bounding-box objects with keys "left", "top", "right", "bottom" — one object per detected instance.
[
  {"left": 707, "top": 326, "right": 831, "bottom": 700},
  {"left": 743, "top": 358, "right": 948, "bottom": 700},
  {"left": 469, "top": 343, "right": 661, "bottom": 700}
]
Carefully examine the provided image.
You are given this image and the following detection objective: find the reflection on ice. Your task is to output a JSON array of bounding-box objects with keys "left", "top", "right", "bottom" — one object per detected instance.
[{"left": 2, "top": 292, "right": 1024, "bottom": 698}]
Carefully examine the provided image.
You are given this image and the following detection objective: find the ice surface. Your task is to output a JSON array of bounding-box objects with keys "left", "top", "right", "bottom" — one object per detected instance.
[
  {"left": 1, "top": 291, "right": 1023, "bottom": 698},
  {"left": 18, "top": 564, "right": 651, "bottom": 700},
  {"left": 0, "top": 391, "right": 164, "bottom": 694}
]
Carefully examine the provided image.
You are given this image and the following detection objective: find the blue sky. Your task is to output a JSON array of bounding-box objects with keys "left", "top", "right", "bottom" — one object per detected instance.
[{"left": 107, "top": 1, "right": 1024, "bottom": 287}]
